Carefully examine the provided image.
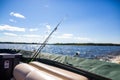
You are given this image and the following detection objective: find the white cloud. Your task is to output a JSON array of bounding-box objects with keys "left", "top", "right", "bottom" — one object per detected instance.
[
  {"left": 75, "top": 37, "right": 92, "bottom": 42},
  {"left": 0, "top": 25, "right": 25, "bottom": 32},
  {"left": 57, "top": 34, "right": 73, "bottom": 38},
  {"left": 55, "top": 33, "right": 93, "bottom": 43},
  {"left": 9, "top": 19, "right": 17, "bottom": 23},
  {"left": 46, "top": 24, "right": 51, "bottom": 33},
  {"left": 46, "top": 25, "right": 51, "bottom": 30},
  {"left": 1, "top": 33, "right": 43, "bottom": 42},
  {"left": 23, "top": 34, "right": 40, "bottom": 38},
  {"left": 4, "top": 32, "right": 17, "bottom": 37},
  {"left": 29, "top": 28, "right": 38, "bottom": 32},
  {"left": 21, "top": 34, "right": 43, "bottom": 42},
  {"left": 10, "top": 12, "right": 25, "bottom": 19}
]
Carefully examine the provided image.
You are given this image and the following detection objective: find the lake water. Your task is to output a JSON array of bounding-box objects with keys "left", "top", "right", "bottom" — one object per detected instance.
[{"left": 0, "top": 44, "right": 120, "bottom": 59}]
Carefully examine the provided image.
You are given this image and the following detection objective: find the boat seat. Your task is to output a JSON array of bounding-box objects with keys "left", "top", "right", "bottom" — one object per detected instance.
[
  {"left": 13, "top": 63, "right": 62, "bottom": 80},
  {"left": 29, "top": 61, "right": 88, "bottom": 80},
  {"left": 13, "top": 63, "right": 35, "bottom": 80},
  {"left": 13, "top": 62, "right": 88, "bottom": 80}
]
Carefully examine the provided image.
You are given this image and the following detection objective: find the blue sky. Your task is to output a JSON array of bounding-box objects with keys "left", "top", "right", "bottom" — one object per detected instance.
[{"left": 0, "top": 0, "right": 120, "bottom": 43}]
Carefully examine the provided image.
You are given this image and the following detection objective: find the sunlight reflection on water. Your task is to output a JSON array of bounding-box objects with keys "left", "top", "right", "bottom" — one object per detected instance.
[{"left": 0, "top": 44, "right": 120, "bottom": 59}]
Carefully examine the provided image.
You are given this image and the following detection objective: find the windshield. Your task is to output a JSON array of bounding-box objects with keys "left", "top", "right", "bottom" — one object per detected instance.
[{"left": 0, "top": 0, "right": 120, "bottom": 80}]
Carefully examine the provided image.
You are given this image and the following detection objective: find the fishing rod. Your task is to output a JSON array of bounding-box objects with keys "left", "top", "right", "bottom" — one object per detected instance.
[{"left": 29, "top": 19, "right": 63, "bottom": 62}]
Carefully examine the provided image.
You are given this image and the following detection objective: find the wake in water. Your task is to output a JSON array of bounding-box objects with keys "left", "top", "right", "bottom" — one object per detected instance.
[{"left": 94, "top": 50, "right": 120, "bottom": 64}]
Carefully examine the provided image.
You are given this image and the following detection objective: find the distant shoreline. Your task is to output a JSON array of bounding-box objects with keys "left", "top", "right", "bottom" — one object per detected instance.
[
  {"left": 53, "top": 43, "right": 120, "bottom": 46},
  {"left": 0, "top": 42, "right": 120, "bottom": 46}
]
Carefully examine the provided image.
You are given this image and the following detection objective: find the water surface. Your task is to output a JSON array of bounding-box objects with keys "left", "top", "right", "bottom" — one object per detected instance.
[{"left": 0, "top": 44, "right": 120, "bottom": 59}]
